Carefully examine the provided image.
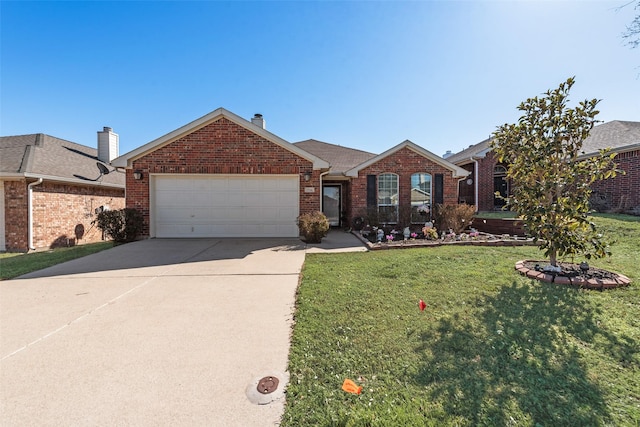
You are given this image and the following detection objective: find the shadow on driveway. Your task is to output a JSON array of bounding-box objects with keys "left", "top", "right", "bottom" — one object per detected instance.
[{"left": 18, "top": 238, "right": 306, "bottom": 279}]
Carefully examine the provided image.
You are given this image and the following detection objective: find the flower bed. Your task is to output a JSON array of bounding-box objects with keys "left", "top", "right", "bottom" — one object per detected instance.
[
  {"left": 515, "top": 260, "right": 631, "bottom": 289},
  {"left": 353, "top": 229, "right": 538, "bottom": 250}
]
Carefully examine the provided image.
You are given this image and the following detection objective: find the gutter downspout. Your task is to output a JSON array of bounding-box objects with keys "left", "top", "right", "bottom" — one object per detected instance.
[
  {"left": 470, "top": 157, "right": 480, "bottom": 211},
  {"left": 28, "top": 178, "right": 44, "bottom": 250}
]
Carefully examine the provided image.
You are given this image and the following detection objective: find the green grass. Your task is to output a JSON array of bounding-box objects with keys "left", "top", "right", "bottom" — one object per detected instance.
[
  {"left": 474, "top": 211, "right": 518, "bottom": 219},
  {"left": 283, "top": 215, "right": 640, "bottom": 426},
  {"left": 0, "top": 242, "right": 114, "bottom": 280}
]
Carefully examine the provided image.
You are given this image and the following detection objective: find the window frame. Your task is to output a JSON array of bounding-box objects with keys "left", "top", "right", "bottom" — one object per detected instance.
[
  {"left": 410, "top": 172, "right": 432, "bottom": 223},
  {"left": 377, "top": 173, "right": 399, "bottom": 224}
]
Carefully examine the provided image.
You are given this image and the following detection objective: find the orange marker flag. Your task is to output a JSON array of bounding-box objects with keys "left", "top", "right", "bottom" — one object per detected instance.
[
  {"left": 342, "top": 378, "right": 362, "bottom": 395},
  {"left": 419, "top": 299, "right": 427, "bottom": 311}
]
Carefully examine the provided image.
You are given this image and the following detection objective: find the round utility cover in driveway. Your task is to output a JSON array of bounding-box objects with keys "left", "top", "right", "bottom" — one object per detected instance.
[{"left": 245, "top": 371, "right": 289, "bottom": 405}]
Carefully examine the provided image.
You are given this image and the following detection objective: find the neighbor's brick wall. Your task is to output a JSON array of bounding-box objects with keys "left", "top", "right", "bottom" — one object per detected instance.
[
  {"left": 4, "top": 180, "right": 124, "bottom": 251},
  {"left": 4, "top": 181, "right": 28, "bottom": 251},
  {"left": 473, "top": 149, "right": 639, "bottom": 213},
  {"left": 31, "top": 182, "right": 124, "bottom": 249},
  {"left": 127, "top": 117, "right": 317, "bottom": 237},
  {"left": 591, "top": 149, "right": 640, "bottom": 210},
  {"left": 349, "top": 147, "right": 460, "bottom": 223},
  {"left": 476, "top": 152, "right": 499, "bottom": 212}
]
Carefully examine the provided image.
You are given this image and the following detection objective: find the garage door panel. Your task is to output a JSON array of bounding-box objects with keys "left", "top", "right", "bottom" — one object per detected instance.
[{"left": 153, "top": 175, "right": 300, "bottom": 238}]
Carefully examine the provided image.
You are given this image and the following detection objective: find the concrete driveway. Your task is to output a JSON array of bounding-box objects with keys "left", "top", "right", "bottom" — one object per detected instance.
[{"left": 1, "top": 237, "right": 331, "bottom": 426}]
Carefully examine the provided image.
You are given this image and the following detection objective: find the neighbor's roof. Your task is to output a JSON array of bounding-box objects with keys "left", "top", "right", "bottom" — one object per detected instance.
[
  {"left": 0, "top": 133, "right": 125, "bottom": 188},
  {"left": 446, "top": 120, "right": 640, "bottom": 165},
  {"left": 445, "top": 138, "right": 492, "bottom": 165},
  {"left": 112, "top": 107, "right": 330, "bottom": 170},
  {"left": 293, "top": 139, "right": 377, "bottom": 176},
  {"left": 580, "top": 120, "right": 640, "bottom": 156}
]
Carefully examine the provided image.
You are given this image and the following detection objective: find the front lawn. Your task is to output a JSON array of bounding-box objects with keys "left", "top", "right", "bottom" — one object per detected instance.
[
  {"left": 283, "top": 215, "right": 639, "bottom": 426},
  {"left": 0, "top": 242, "right": 114, "bottom": 280}
]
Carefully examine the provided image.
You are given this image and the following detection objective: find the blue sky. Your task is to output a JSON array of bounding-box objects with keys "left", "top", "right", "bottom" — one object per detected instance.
[{"left": 1, "top": 1, "right": 638, "bottom": 158}]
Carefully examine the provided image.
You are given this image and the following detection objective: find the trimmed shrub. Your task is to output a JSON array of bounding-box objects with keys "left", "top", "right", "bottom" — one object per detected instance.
[
  {"left": 298, "top": 211, "right": 330, "bottom": 243},
  {"left": 433, "top": 203, "right": 475, "bottom": 234},
  {"left": 93, "top": 208, "right": 144, "bottom": 243}
]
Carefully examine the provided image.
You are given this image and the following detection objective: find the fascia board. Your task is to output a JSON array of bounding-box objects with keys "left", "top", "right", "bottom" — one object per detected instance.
[{"left": 576, "top": 142, "right": 640, "bottom": 160}]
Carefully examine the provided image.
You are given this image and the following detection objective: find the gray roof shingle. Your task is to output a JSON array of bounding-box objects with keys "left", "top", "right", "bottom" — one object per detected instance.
[
  {"left": 293, "top": 139, "right": 377, "bottom": 175},
  {"left": 0, "top": 133, "right": 125, "bottom": 187},
  {"left": 446, "top": 120, "right": 640, "bottom": 165}
]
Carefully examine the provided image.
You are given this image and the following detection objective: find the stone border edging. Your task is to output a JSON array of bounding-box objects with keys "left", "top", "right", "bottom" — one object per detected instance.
[
  {"left": 351, "top": 231, "right": 539, "bottom": 250},
  {"left": 515, "top": 260, "right": 632, "bottom": 289}
]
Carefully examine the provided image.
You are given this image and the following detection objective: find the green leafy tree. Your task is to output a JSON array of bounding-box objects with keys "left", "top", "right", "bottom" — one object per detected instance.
[{"left": 491, "top": 77, "right": 619, "bottom": 268}]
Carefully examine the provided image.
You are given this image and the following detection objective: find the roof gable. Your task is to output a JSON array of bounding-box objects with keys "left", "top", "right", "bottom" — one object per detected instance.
[
  {"left": 0, "top": 133, "right": 124, "bottom": 188},
  {"left": 112, "top": 108, "right": 329, "bottom": 169},
  {"left": 345, "top": 140, "right": 469, "bottom": 178}
]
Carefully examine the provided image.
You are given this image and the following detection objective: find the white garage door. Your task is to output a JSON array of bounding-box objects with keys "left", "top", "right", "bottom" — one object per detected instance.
[{"left": 153, "top": 175, "right": 300, "bottom": 238}]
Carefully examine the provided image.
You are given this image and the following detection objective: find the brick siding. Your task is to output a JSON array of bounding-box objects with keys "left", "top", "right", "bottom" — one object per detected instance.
[
  {"left": 126, "top": 117, "right": 317, "bottom": 237},
  {"left": 3, "top": 180, "right": 124, "bottom": 251},
  {"left": 348, "top": 147, "right": 460, "bottom": 224},
  {"left": 4, "top": 181, "right": 28, "bottom": 251},
  {"left": 591, "top": 149, "right": 640, "bottom": 211},
  {"left": 476, "top": 152, "right": 504, "bottom": 211}
]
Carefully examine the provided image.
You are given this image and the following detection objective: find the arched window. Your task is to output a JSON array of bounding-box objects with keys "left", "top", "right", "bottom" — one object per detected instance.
[
  {"left": 411, "top": 173, "right": 432, "bottom": 222},
  {"left": 493, "top": 164, "right": 508, "bottom": 207},
  {"left": 378, "top": 173, "right": 398, "bottom": 223}
]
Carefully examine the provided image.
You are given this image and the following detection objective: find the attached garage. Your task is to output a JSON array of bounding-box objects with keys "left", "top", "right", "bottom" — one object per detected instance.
[
  {"left": 152, "top": 174, "right": 299, "bottom": 238},
  {"left": 112, "top": 108, "right": 330, "bottom": 240}
]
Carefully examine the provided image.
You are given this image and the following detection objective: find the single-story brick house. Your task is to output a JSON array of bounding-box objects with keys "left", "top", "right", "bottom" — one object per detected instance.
[
  {"left": 445, "top": 120, "right": 640, "bottom": 213},
  {"left": 0, "top": 129, "right": 125, "bottom": 251},
  {"left": 112, "top": 108, "right": 469, "bottom": 238}
]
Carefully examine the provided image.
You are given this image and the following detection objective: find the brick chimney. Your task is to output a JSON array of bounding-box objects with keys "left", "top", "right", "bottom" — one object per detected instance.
[
  {"left": 251, "top": 113, "right": 266, "bottom": 129},
  {"left": 97, "top": 127, "right": 119, "bottom": 163}
]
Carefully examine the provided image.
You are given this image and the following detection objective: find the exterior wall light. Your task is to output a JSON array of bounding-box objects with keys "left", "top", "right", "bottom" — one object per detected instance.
[
  {"left": 303, "top": 172, "right": 311, "bottom": 182},
  {"left": 133, "top": 170, "right": 143, "bottom": 180}
]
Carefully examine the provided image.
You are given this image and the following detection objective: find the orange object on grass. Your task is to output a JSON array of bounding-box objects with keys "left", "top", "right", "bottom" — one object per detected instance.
[{"left": 342, "top": 378, "right": 362, "bottom": 395}]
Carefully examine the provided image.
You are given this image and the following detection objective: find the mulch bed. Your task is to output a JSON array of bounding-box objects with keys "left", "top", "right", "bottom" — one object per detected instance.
[{"left": 515, "top": 260, "right": 632, "bottom": 289}]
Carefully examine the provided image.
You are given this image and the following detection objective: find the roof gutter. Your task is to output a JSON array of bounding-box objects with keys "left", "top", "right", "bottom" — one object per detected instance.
[
  {"left": 576, "top": 142, "right": 640, "bottom": 160},
  {"left": 471, "top": 156, "right": 480, "bottom": 210},
  {"left": 28, "top": 178, "right": 44, "bottom": 250},
  {"left": 22, "top": 173, "right": 125, "bottom": 189}
]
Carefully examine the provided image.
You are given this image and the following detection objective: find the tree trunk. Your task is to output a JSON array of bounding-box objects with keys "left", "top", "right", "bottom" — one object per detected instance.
[{"left": 549, "top": 248, "right": 557, "bottom": 267}]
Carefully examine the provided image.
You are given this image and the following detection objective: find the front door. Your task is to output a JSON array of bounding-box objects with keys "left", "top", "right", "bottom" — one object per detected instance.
[{"left": 323, "top": 185, "right": 341, "bottom": 227}]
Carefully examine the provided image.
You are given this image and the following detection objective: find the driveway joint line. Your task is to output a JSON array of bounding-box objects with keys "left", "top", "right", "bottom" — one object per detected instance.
[{"left": 1, "top": 264, "right": 180, "bottom": 361}]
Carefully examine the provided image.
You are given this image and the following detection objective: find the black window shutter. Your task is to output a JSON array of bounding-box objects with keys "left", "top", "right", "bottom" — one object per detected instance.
[
  {"left": 434, "top": 174, "right": 444, "bottom": 205},
  {"left": 367, "top": 175, "right": 377, "bottom": 208}
]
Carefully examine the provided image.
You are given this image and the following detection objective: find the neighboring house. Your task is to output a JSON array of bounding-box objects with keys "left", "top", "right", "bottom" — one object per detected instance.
[
  {"left": 0, "top": 129, "right": 125, "bottom": 251},
  {"left": 446, "top": 120, "right": 640, "bottom": 213},
  {"left": 112, "top": 108, "right": 469, "bottom": 239}
]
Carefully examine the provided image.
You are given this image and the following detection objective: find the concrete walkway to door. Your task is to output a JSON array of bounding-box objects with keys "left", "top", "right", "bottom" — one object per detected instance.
[{"left": 0, "top": 232, "right": 366, "bottom": 426}]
